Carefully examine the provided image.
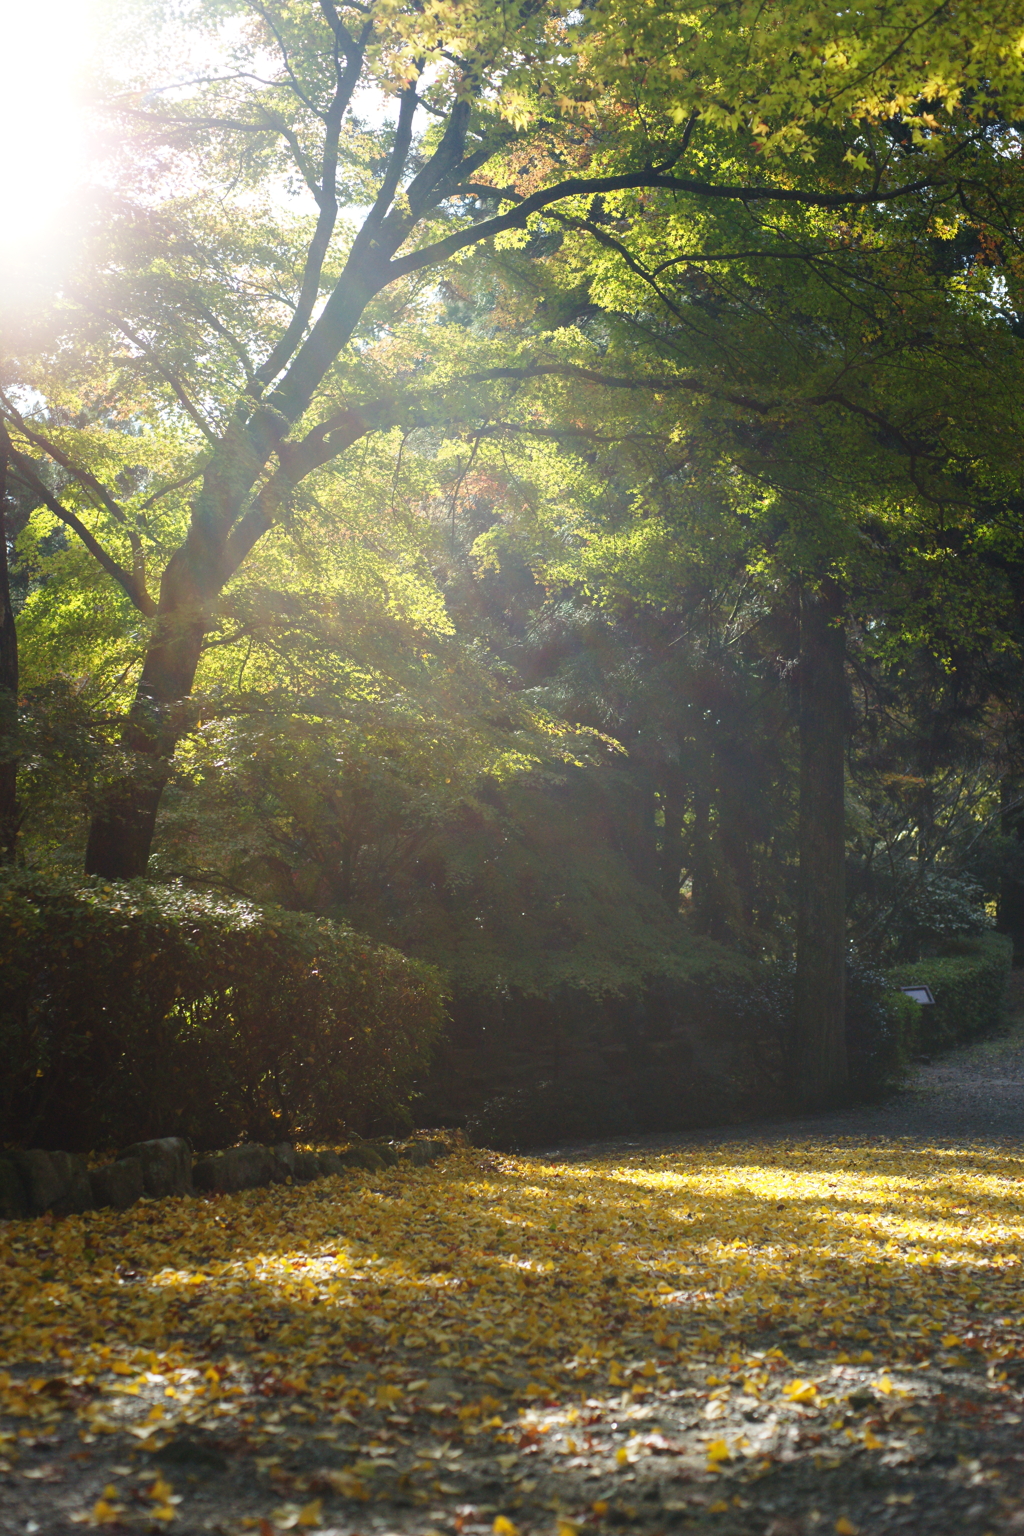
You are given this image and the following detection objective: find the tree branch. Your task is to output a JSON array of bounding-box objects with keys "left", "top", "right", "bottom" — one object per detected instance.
[
  {"left": 254, "top": 14, "right": 373, "bottom": 388},
  {"left": 0, "top": 392, "right": 136, "bottom": 527},
  {"left": 222, "top": 406, "right": 370, "bottom": 576},
  {"left": 0, "top": 427, "right": 155, "bottom": 615},
  {"left": 385, "top": 168, "right": 939, "bottom": 282},
  {"left": 105, "top": 316, "right": 220, "bottom": 445},
  {"left": 357, "top": 83, "right": 419, "bottom": 241},
  {"left": 461, "top": 360, "right": 774, "bottom": 415}
]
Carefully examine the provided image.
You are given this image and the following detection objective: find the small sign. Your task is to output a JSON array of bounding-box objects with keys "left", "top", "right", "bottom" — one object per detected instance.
[{"left": 900, "top": 985, "right": 935, "bottom": 1005}]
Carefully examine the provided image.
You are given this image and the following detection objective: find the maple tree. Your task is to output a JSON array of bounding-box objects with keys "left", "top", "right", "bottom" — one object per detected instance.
[{"left": 3, "top": 0, "right": 1022, "bottom": 883}]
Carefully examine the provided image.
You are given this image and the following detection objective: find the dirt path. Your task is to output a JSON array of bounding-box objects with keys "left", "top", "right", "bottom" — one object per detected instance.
[{"left": 4, "top": 980, "right": 1024, "bottom": 1536}]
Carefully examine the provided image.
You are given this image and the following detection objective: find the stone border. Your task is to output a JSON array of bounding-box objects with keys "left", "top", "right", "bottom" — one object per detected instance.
[{"left": 0, "top": 1135, "right": 449, "bottom": 1220}]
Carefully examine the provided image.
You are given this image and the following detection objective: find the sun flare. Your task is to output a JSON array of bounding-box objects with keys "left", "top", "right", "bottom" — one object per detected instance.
[{"left": 0, "top": 0, "right": 98, "bottom": 279}]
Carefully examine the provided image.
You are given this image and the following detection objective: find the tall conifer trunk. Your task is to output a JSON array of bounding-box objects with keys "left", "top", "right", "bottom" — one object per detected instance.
[
  {"left": 998, "top": 773, "right": 1024, "bottom": 965},
  {"left": 0, "top": 448, "right": 19, "bottom": 861},
  {"left": 793, "top": 577, "right": 848, "bottom": 1107},
  {"left": 660, "top": 761, "right": 686, "bottom": 908}
]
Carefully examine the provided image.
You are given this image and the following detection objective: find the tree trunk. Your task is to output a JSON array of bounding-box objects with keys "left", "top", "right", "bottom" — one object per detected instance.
[
  {"left": 0, "top": 447, "right": 19, "bottom": 860},
  {"left": 998, "top": 772, "right": 1024, "bottom": 966},
  {"left": 85, "top": 551, "right": 207, "bottom": 878},
  {"left": 686, "top": 727, "right": 719, "bottom": 935},
  {"left": 793, "top": 577, "right": 848, "bottom": 1108},
  {"left": 660, "top": 762, "right": 686, "bottom": 909}
]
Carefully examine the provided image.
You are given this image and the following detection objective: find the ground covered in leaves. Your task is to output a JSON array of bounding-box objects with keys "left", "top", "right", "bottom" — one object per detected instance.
[{"left": 5, "top": 1125, "right": 1024, "bottom": 1536}]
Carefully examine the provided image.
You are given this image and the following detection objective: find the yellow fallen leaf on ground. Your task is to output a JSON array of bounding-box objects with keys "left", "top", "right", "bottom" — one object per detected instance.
[
  {"left": 3, "top": 1140, "right": 1024, "bottom": 1532},
  {"left": 90, "top": 1500, "right": 122, "bottom": 1526}
]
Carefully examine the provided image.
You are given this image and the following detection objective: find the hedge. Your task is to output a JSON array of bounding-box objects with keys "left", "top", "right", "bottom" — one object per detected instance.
[
  {"left": 890, "top": 931, "right": 1012, "bottom": 1053},
  {"left": 0, "top": 870, "right": 447, "bottom": 1151}
]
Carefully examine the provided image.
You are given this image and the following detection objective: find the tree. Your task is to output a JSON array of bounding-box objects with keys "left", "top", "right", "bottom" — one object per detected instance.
[
  {"left": 398, "top": 109, "right": 1024, "bottom": 1104},
  {"left": 3, "top": 0, "right": 1020, "bottom": 879}
]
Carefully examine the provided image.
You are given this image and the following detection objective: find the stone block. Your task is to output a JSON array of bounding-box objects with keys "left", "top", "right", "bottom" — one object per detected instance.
[
  {"left": 317, "top": 1150, "right": 345, "bottom": 1177},
  {"left": 272, "top": 1143, "right": 297, "bottom": 1179},
  {"left": 192, "top": 1144, "right": 278, "bottom": 1194},
  {"left": 90, "top": 1156, "right": 144, "bottom": 1211},
  {"left": 0, "top": 1156, "right": 29, "bottom": 1219},
  {"left": 119, "top": 1137, "right": 193, "bottom": 1198},
  {"left": 293, "top": 1149, "right": 321, "bottom": 1182},
  {"left": 48, "top": 1152, "right": 94, "bottom": 1215},
  {"left": 337, "top": 1144, "right": 386, "bottom": 1172},
  {"left": 11, "top": 1149, "right": 92, "bottom": 1215},
  {"left": 401, "top": 1139, "right": 447, "bottom": 1166},
  {"left": 10, "top": 1149, "right": 63, "bottom": 1213}
]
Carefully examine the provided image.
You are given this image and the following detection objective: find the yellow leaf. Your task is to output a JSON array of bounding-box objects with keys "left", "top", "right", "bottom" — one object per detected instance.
[
  {"left": 708, "top": 1502, "right": 729, "bottom": 1514},
  {"left": 705, "top": 1439, "right": 730, "bottom": 1462},
  {"left": 941, "top": 1335, "right": 961, "bottom": 1349},
  {"left": 836, "top": 1521, "right": 859, "bottom": 1535},
  {"left": 149, "top": 1478, "right": 174, "bottom": 1504},
  {"left": 90, "top": 1501, "right": 121, "bottom": 1526},
  {"left": 782, "top": 1379, "right": 818, "bottom": 1403},
  {"left": 863, "top": 1428, "right": 883, "bottom": 1450},
  {"left": 494, "top": 1519, "right": 519, "bottom": 1536},
  {"left": 297, "top": 1500, "right": 322, "bottom": 1528},
  {"left": 615, "top": 1446, "right": 629, "bottom": 1466},
  {"left": 592, "top": 1502, "right": 608, "bottom": 1518}
]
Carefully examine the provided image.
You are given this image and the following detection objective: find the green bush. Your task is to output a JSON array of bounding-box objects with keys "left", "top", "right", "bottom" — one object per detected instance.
[
  {"left": 0, "top": 869, "right": 447, "bottom": 1151},
  {"left": 466, "top": 1078, "right": 635, "bottom": 1153},
  {"left": 846, "top": 961, "right": 916, "bottom": 1096},
  {"left": 890, "top": 931, "right": 1012, "bottom": 1053}
]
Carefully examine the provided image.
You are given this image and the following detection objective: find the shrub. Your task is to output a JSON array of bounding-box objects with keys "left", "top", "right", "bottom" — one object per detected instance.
[
  {"left": 466, "top": 1078, "right": 634, "bottom": 1153},
  {"left": 0, "top": 869, "right": 447, "bottom": 1150},
  {"left": 845, "top": 961, "right": 916, "bottom": 1096},
  {"left": 890, "top": 931, "right": 1012, "bottom": 1052}
]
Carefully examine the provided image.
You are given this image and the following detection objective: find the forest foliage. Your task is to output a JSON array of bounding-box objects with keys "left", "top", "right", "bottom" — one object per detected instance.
[{"left": 2, "top": 0, "right": 1024, "bottom": 1131}]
